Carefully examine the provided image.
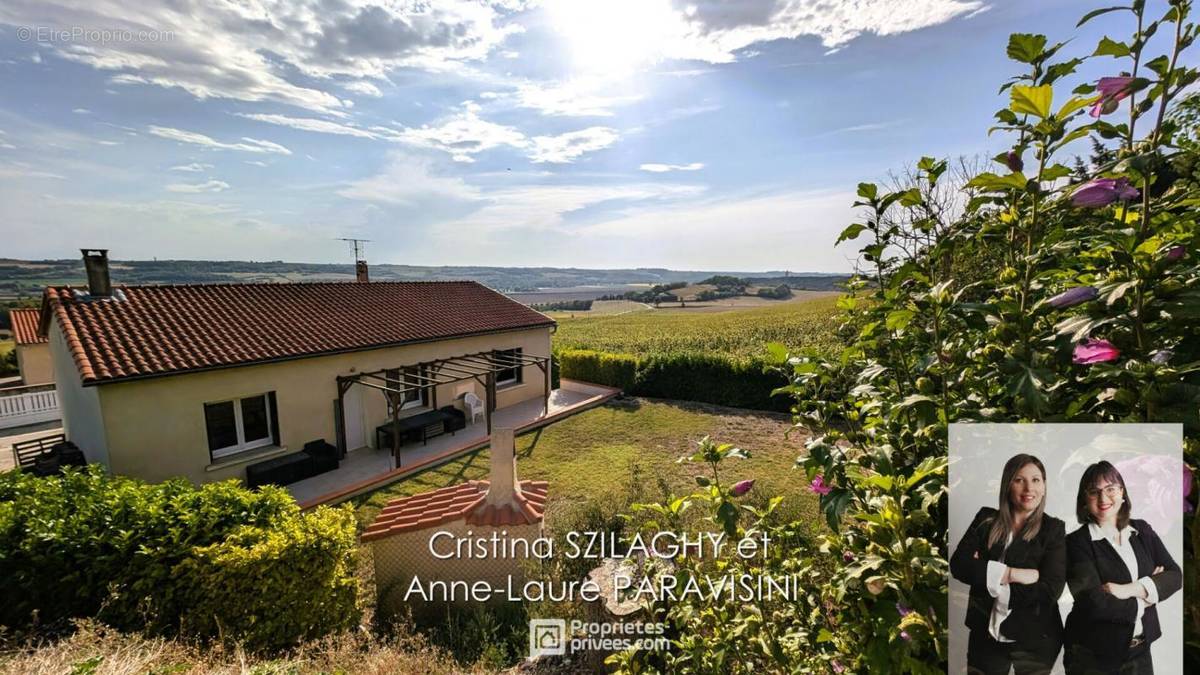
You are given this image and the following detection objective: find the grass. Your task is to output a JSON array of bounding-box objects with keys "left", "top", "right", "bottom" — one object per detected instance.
[
  {"left": 0, "top": 620, "right": 477, "bottom": 675},
  {"left": 552, "top": 293, "right": 843, "bottom": 359},
  {"left": 353, "top": 398, "right": 819, "bottom": 531}
]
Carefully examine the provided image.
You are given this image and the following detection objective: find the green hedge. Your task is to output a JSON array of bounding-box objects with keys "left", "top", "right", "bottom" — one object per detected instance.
[
  {"left": 556, "top": 348, "right": 789, "bottom": 412},
  {"left": 555, "top": 348, "right": 638, "bottom": 392},
  {"left": 0, "top": 467, "right": 359, "bottom": 650}
]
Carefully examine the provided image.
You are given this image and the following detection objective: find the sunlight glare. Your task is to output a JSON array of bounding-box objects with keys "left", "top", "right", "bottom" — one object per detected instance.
[{"left": 546, "top": 0, "right": 679, "bottom": 74}]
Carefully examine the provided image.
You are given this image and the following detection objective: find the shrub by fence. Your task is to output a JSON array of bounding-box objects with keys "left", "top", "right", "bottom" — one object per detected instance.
[
  {"left": 555, "top": 348, "right": 789, "bottom": 411},
  {"left": 0, "top": 466, "right": 360, "bottom": 650}
]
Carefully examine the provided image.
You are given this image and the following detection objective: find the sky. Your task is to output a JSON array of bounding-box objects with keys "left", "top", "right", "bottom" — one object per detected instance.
[{"left": 0, "top": 1, "right": 1163, "bottom": 272}]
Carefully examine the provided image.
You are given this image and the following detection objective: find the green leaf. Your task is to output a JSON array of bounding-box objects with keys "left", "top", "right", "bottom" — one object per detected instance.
[
  {"left": 821, "top": 489, "right": 853, "bottom": 532},
  {"left": 898, "top": 188, "right": 923, "bottom": 207},
  {"left": 857, "top": 182, "right": 878, "bottom": 201},
  {"left": 885, "top": 309, "right": 916, "bottom": 331},
  {"left": 966, "top": 171, "right": 1030, "bottom": 192},
  {"left": 1010, "top": 84, "right": 1053, "bottom": 118},
  {"left": 1077, "top": 6, "right": 1129, "bottom": 27},
  {"left": 1041, "top": 164, "right": 1075, "bottom": 181},
  {"left": 836, "top": 223, "right": 867, "bottom": 244},
  {"left": 1145, "top": 55, "right": 1171, "bottom": 78},
  {"left": 1057, "top": 95, "right": 1097, "bottom": 119},
  {"left": 1007, "top": 33, "right": 1048, "bottom": 64},
  {"left": 1043, "top": 58, "right": 1083, "bottom": 86},
  {"left": 695, "top": 475, "right": 711, "bottom": 487},
  {"left": 1093, "top": 36, "right": 1131, "bottom": 58}
]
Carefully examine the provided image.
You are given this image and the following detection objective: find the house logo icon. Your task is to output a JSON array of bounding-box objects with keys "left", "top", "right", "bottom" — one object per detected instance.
[{"left": 528, "top": 618, "right": 566, "bottom": 658}]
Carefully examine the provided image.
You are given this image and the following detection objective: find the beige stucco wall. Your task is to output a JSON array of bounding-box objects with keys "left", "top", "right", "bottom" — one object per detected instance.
[
  {"left": 372, "top": 517, "right": 544, "bottom": 614},
  {"left": 15, "top": 342, "right": 53, "bottom": 385},
  {"left": 92, "top": 327, "right": 552, "bottom": 484},
  {"left": 49, "top": 320, "right": 109, "bottom": 466}
]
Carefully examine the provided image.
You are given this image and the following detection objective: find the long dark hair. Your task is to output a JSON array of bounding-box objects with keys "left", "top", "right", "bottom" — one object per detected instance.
[
  {"left": 1076, "top": 460, "right": 1132, "bottom": 529},
  {"left": 987, "top": 453, "right": 1047, "bottom": 549}
]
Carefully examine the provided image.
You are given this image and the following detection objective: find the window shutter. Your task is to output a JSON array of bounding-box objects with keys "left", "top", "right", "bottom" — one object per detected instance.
[{"left": 268, "top": 391, "right": 280, "bottom": 446}]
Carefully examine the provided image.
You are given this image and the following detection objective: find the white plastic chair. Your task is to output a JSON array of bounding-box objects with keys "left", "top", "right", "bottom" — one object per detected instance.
[{"left": 463, "top": 392, "right": 485, "bottom": 424}]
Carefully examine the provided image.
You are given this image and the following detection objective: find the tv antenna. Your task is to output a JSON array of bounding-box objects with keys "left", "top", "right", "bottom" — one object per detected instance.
[{"left": 336, "top": 237, "right": 371, "bottom": 264}]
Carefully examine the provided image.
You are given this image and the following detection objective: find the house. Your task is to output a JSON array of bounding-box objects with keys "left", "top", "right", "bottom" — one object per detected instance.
[
  {"left": 8, "top": 308, "right": 52, "bottom": 385},
  {"left": 364, "top": 426, "right": 547, "bottom": 613},
  {"left": 39, "top": 249, "right": 559, "bottom": 487}
]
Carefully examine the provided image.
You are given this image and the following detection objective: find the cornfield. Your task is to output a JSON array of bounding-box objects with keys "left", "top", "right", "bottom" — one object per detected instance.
[{"left": 552, "top": 295, "right": 844, "bottom": 359}]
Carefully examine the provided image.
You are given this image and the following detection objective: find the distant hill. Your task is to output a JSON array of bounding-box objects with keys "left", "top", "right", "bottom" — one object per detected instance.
[{"left": 0, "top": 258, "right": 850, "bottom": 299}]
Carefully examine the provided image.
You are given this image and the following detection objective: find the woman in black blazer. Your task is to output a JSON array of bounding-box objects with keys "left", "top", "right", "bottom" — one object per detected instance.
[
  {"left": 1063, "top": 461, "right": 1182, "bottom": 674},
  {"left": 951, "top": 453, "right": 1066, "bottom": 675}
]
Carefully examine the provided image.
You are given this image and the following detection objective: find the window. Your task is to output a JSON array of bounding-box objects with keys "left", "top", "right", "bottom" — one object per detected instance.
[
  {"left": 386, "top": 366, "right": 427, "bottom": 414},
  {"left": 493, "top": 348, "right": 523, "bottom": 386},
  {"left": 205, "top": 392, "right": 277, "bottom": 460}
]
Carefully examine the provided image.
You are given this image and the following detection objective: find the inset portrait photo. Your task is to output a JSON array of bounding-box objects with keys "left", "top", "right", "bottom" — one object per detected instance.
[{"left": 948, "top": 423, "right": 1184, "bottom": 675}]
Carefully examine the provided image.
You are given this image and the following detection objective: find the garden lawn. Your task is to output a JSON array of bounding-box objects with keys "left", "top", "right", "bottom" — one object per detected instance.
[{"left": 353, "top": 398, "right": 820, "bottom": 531}]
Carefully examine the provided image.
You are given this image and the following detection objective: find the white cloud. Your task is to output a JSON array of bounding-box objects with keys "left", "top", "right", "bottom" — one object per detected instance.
[
  {"left": 674, "top": 0, "right": 987, "bottom": 57},
  {"left": 72, "top": 108, "right": 91, "bottom": 114},
  {"left": 396, "top": 106, "right": 527, "bottom": 163},
  {"left": 640, "top": 162, "right": 704, "bottom": 172},
  {"left": 166, "top": 179, "right": 230, "bottom": 193},
  {"left": 148, "top": 126, "right": 292, "bottom": 154},
  {"left": 169, "top": 162, "right": 213, "bottom": 172},
  {"left": 245, "top": 160, "right": 268, "bottom": 167},
  {"left": 528, "top": 127, "right": 619, "bottom": 163},
  {"left": 539, "top": 0, "right": 985, "bottom": 66},
  {"left": 0, "top": 0, "right": 520, "bottom": 113},
  {"left": 338, "top": 152, "right": 481, "bottom": 205},
  {"left": 515, "top": 79, "right": 642, "bottom": 117},
  {"left": 236, "top": 113, "right": 380, "bottom": 139},
  {"left": 0, "top": 164, "right": 65, "bottom": 179},
  {"left": 344, "top": 81, "right": 384, "bottom": 97}
]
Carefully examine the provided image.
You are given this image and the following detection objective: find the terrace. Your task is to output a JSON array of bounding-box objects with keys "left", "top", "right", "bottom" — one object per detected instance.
[{"left": 288, "top": 379, "right": 618, "bottom": 507}]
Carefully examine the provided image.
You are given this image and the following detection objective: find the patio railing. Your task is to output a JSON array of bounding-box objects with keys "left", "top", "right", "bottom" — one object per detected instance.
[{"left": 0, "top": 384, "right": 60, "bottom": 430}]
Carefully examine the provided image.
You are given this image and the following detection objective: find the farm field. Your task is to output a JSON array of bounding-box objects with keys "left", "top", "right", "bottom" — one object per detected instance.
[
  {"left": 353, "top": 398, "right": 818, "bottom": 531},
  {"left": 552, "top": 292, "right": 843, "bottom": 359},
  {"left": 543, "top": 299, "right": 650, "bottom": 318}
]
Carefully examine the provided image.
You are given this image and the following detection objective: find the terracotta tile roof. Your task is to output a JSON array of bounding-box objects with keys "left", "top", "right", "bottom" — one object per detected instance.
[
  {"left": 9, "top": 308, "right": 46, "bottom": 345},
  {"left": 40, "top": 282, "right": 554, "bottom": 385},
  {"left": 361, "top": 479, "right": 548, "bottom": 542}
]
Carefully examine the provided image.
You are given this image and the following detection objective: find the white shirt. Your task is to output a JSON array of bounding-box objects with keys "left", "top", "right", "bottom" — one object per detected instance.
[
  {"left": 1088, "top": 522, "right": 1159, "bottom": 637},
  {"left": 985, "top": 534, "right": 1015, "bottom": 643}
]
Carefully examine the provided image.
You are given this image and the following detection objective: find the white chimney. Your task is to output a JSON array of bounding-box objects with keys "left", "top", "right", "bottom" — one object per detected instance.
[{"left": 485, "top": 427, "right": 522, "bottom": 505}]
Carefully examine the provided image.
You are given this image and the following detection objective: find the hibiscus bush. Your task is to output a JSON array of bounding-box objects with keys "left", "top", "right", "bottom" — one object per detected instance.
[{"left": 611, "top": 2, "right": 1200, "bottom": 672}]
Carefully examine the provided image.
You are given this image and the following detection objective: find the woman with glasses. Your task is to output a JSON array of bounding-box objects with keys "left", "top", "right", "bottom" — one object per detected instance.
[
  {"left": 951, "top": 454, "right": 1067, "bottom": 674},
  {"left": 1063, "top": 461, "right": 1181, "bottom": 674}
]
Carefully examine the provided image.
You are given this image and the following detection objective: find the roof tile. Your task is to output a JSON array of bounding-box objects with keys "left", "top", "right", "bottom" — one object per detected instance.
[
  {"left": 41, "top": 282, "right": 553, "bottom": 385},
  {"left": 9, "top": 308, "right": 46, "bottom": 345},
  {"left": 362, "top": 479, "right": 548, "bottom": 542}
]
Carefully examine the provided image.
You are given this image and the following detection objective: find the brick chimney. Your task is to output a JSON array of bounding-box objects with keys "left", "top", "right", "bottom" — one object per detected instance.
[
  {"left": 81, "top": 249, "right": 112, "bottom": 297},
  {"left": 355, "top": 260, "right": 369, "bottom": 282},
  {"left": 485, "top": 427, "right": 522, "bottom": 506}
]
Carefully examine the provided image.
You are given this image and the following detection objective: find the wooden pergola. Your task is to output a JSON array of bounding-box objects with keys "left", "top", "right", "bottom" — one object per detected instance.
[{"left": 335, "top": 349, "right": 551, "bottom": 464}]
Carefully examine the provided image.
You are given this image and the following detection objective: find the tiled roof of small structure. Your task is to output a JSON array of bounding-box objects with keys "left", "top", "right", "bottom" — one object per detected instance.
[
  {"left": 9, "top": 308, "right": 46, "bottom": 345},
  {"left": 39, "top": 281, "right": 554, "bottom": 385},
  {"left": 361, "top": 479, "right": 548, "bottom": 542}
]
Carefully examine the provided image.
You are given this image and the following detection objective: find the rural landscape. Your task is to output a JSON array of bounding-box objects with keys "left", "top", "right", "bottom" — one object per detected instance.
[{"left": 2, "top": 1, "right": 1200, "bottom": 674}]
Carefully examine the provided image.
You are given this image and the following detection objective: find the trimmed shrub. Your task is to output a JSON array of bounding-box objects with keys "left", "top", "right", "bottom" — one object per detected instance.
[
  {"left": 555, "top": 348, "right": 790, "bottom": 411},
  {"left": 634, "top": 352, "right": 789, "bottom": 412},
  {"left": 555, "top": 348, "right": 638, "bottom": 392},
  {"left": 177, "top": 506, "right": 359, "bottom": 651},
  {"left": 0, "top": 467, "right": 360, "bottom": 650}
]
